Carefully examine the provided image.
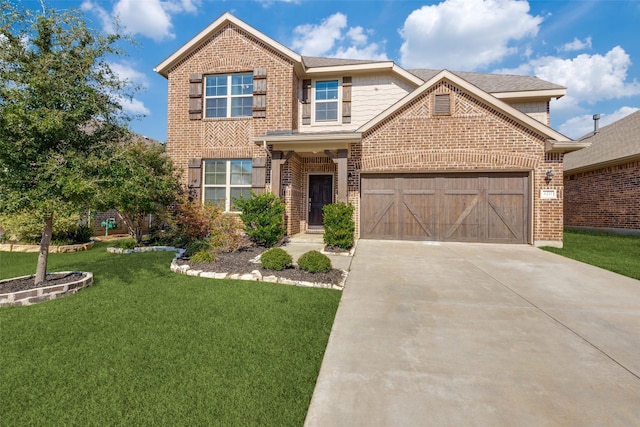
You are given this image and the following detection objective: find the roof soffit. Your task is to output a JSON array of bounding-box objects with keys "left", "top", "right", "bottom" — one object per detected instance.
[
  {"left": 358, "top": 70, "right": 572, "bottom": 144},
  {"left": 155, "top": 12, "right": 302, "bottom": 77}
]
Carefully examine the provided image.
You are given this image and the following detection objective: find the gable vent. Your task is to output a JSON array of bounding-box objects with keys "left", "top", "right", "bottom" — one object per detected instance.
[{"left": 434, "top": 93, "right": 451, "bottom": 115}]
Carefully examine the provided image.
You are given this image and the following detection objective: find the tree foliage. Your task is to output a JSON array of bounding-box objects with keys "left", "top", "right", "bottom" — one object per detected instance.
[
  {"left": 96, "top": 139, "right": 179, "bottom": 243},
  {"left": 0, "top": 1, "right": 135, "bottom": 283}
]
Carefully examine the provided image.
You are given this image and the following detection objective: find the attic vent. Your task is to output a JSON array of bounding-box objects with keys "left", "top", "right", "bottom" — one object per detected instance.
[{"left": 434, "top": 93, "right": 451, "bottom": 115}]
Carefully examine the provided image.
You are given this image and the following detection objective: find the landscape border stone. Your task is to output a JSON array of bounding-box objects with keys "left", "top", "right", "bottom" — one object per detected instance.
[
  {"left": 0, "top": 241, "right": 94, "bottom": 253},
  {"left": 0, "top": 272, "right": 94, "bottom": 307}
]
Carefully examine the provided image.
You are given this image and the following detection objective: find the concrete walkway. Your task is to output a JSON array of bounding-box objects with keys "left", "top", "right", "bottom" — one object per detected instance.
[{"left": 305, "top": 240, "right": 640, "bottom": 426}]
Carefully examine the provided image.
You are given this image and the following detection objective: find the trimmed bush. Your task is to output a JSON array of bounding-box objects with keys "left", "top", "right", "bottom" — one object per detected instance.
[
  {"left": 297, "top": 250, "right": 332, "bottom": 273},
  {"left": 260, "top": 247, "right": 292, "bottom": 271},
  {"left": 235, "top": 191, "right": 285, "bottom": 247},
  {"left": 323, "top": 202, "right": 355, "bottom": 250}
]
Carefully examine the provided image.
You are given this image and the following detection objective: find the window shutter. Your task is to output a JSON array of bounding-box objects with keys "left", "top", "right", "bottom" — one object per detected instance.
[
  {"left": 302, "top": 79, "right": 311, "bottom": 125},
  {"left": 189, "top": 74, "right": 203, "bottom": 120},
  {"left": 251, "top": 157, "right": 267, "bottom": 193},
  {"left": 434, "top": 93, "right": 451, "bottom": 115},
  {"left": 188, "top": 158, "right": 202, "bottom": 201},
  {"left": 253, "top": 69, "right": 267, "bottom": 118},
  {"left": 342, "top": 76, "right": 352, "bottom": 124}
]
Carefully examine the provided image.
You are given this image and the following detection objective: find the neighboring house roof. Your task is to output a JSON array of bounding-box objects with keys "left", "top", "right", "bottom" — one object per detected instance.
[{"left": 564, "top": 110, "right": 640, "bottom": 173}]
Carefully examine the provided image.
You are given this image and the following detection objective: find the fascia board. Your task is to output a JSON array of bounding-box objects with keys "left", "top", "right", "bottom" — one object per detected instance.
[
  {"left": 545, "top": 140, "right": 591, "bottom": 153},
  {"left": 302, "top": 62, "right": 423, "bottom": 86},
  {"left": 358, "top": 70, "right": 573, "bottom": 143},
  {"left": 250, "top": 133, "right": 361, "bottom": 144},
  {"left": 493, "top": 88, "right": 566, "bottom": 100},
  {"left": 154, "top": 12, "right": 301, "bottom": 77}
]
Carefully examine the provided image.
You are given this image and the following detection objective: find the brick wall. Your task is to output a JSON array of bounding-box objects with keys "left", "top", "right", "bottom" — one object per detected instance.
[
  {"left": 358, "top": 80, "right": 564, "bottom": 244},
  {"left": 564, "top": 160, "right": 640, "bottom": 230},
  {"left": 166, "top": 24, "right": 297, "bottom": 186}
]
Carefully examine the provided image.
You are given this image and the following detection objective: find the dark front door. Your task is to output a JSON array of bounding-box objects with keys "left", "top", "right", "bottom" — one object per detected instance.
[{"left": 309, "top": 175, "right": 333, "bottom": 227}]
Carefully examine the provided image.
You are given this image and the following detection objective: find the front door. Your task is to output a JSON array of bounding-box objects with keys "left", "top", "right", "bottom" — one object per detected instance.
[{"left": 309, "top": 175, "right": 333, "bottom": 227}]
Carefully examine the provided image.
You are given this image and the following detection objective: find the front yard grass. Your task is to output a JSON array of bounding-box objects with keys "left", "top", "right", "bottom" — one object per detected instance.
[
  {"left": 542, "top": 229, "right": 640, "bottom": 280},
  {"left": 0, "top": 242, "right": 341, "bottom": 426}
]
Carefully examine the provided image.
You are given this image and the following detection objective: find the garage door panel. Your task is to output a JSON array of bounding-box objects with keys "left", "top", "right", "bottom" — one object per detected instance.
[
  {"left": 401, "top": 193, "right": 436, "bottom": 239},
  {"left": 361, "top": 173, "right": 529, "bottom": 243}
]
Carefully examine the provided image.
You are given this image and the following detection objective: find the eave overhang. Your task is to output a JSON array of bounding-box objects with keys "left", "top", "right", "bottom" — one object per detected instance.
[
  {"left": 545, "top": 140, "right": 591, "bottom": 154},
  {"left": 251, "top": 132, "right": 361, "bottom": 154},
  {"left": 493, "top": 88, "right": 566, "bottom": 100},
  {"left": 302, "top": 62, "right": 423, "bottom": 86}
]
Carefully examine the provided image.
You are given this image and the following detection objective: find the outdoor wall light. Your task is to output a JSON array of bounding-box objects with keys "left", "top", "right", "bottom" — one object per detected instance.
[{"left": 545, "top": 170, "right": 555, "bottom": 182}]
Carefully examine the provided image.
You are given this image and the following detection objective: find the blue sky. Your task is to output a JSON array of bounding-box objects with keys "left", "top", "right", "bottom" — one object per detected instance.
[{"left": 21, "top": 0, "right": 640, "bottom": 142}]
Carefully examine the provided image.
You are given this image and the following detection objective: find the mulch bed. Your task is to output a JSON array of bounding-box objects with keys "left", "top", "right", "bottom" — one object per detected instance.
[
  {"left": 0, "top": 272, "right": 88, "bottom": 294},
  {"left": 177, "top": 245, "right": 345, "bottom": 285}
]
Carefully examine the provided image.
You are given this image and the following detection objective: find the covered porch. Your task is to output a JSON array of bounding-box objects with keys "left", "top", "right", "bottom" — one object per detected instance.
[{"left": 251, "top": 131, "right": 361, "bottom": 236}]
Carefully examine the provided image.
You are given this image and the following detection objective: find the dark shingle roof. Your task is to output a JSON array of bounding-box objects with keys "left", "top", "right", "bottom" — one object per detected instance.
[
  {"left": 409, "top": 69, "right": 566, "bottom": 93},
  {"left": 564, "top": 110, "right": 640, "bottom": 172}
]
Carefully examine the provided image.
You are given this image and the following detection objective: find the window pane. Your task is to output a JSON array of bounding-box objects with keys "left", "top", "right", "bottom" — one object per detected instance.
[
  {"left": 230, "top": 159, "right": 252, "bottom": 185},
  {"left": 316, "top": 80, "right": 338, "bottom": 101},
  {"left": 316, "top": 101, "right": 338, "bottom": 121},
  {"left": 231, "top": 97, "right": 253, "bottom": 117},
  {"left": 231, "top": 74, "right": 253, "bottom": 95},
  {"left": 205, "top": 98, "right": 227, "bottom": 118},
  {"left": 230, "top": 188, "right": 252, "bottom": 210},
  {"left": 204, "top": 160, "right": 227, "bottom": 185},
  {"left": 204, "top": 187, "right": 226, "bottom": 209},
  {"left": 205, "top": 75, "right": 227, "bottom": 97}
]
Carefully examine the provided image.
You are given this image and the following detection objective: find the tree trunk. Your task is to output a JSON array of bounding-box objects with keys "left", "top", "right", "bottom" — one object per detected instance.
[{"left": 35, "top": 213, "right": 54, "bottom": 285}]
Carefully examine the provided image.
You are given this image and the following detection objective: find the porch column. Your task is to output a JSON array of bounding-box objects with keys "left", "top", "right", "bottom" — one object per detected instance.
[
  {"left": 335, "top": 149, "right": 348, "bottom": 203},
  {"left": 271, "top": 151, "right": 283, "bottom": 198}
]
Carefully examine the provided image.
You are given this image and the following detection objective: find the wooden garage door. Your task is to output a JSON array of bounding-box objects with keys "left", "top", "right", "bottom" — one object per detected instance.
[{"left": 361, "top": 173, "right": 529, "bottom": 243}]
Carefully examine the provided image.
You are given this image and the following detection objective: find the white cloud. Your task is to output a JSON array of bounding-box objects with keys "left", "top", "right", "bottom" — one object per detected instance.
[
  {"left": 507, "top": 46, "right": 640, "bottom": 109},
  {"left": 82, "top": 0, "right": 201, "bottom": 42},
  {"left": 559, "top": 106, "right": 639, "bottom": 139},
  {"left": 109, "top": 62, "right": 149, "bottom": 88},
  {"left": 117, "top": 96, "right": 151, "bottom": 116},
  {"left": 399, "top": 0, "right": 542, "bottom": 70},
  {"left": 560, "top": 36, "right": 592, "bottom": 52},
  {"left": 291, "top": 13, "right": 387, "bottom": 60}
]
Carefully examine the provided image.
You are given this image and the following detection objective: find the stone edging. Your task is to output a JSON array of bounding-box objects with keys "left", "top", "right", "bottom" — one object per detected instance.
[
  {"left": 0, "top": 272, "right": 94, "bottom": 307},
  {"left": 107, "top": 245, "right": 180, "bottom": 254},
  {"left": 0, "top": 241, "right": 94, "bottom": 253},
  {"left": 169, "top": 249, "right": 346, "bottom": 290}
]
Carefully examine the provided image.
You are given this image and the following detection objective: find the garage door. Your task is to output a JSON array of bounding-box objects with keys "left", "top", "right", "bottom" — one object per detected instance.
[{"left": 361, "top": 173, "right": 529, "bottom": 243}]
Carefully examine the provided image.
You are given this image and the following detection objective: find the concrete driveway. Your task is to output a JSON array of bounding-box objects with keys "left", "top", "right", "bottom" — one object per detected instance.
[{"left": 305, "top": 240, "right": 640, "bottom": 426}]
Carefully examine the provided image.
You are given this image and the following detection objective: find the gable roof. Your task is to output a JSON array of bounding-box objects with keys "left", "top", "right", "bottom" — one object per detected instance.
[
  {"left": 155, "top": 12, "right": 301, "bottom": 77},
  {"left": 358, "top": 70, "right": 588, "bottom": 152},
  {"left": 564, "top": 110, "right": 640, "bottom": 173}
]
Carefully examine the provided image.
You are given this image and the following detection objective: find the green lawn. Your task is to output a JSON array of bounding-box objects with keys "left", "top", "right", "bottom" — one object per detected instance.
[
  {"left": 542, "top": 229, "right": 640, "bottom": 280},
  {"left": 0, "top": 242, "right": 341, "bottom": 426}
]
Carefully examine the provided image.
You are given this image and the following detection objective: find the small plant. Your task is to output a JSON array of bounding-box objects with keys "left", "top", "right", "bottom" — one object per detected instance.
[
  {"left": 323, "top": 202, "right": 355, "bottom": 250},
  {"left": 190, "top": 250, "right": 216, "bottom": 264},
  {"left": 184, "top": 238, "right": 211, "bottom": 257},
  {"left": 297, "top": 250, "right": 332, "bottom": 273},
  {"left": 235, "top": 191, "right": 285, "bottom": 247},
  {"left": 260, "top": 247, "right": 292, "bottom": 271},
  {"left": 112, "top": 238, "right": 137, "bottom": 250}
]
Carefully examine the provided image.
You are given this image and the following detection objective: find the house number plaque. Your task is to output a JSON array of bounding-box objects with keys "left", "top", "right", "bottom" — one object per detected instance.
[{"left": 540, "top": 189, "right": 557, "bottom": 199}]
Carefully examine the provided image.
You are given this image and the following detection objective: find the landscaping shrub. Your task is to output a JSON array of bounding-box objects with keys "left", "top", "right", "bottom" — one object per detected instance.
[
  {"left": 209, "top": 212, "right": 244, "bottom": 253},
  {"left": 184, "top": 239, "right": 211, "bottom": 257},
  {"left": 112, "top": 238, "right": 137, "bottom": 250},
  {"left": 297, "top": 250, "right": 332, "bottom": 273},
  {"left": 322, "top": 202, "right": 355, "bottom": 250},
  {"left": 235, "top": 191, "right": 285, "bottom": 247},
  {"left": 190, "top": 250, "right": 216, "bottom": 264},
  {"left": 260, "top": 247, "right": 292, "bottom": 271},
  {"left": 0, "top": 211, "right": 92, "bottom": 244}
]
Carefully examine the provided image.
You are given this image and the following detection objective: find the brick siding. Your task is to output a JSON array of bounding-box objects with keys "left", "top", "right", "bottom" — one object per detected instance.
[{"left": 564, "top": 160, "right": 640, "bottom": 230}]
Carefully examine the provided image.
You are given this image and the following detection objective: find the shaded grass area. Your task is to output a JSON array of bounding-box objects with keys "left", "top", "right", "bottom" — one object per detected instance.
[
  {"left": 0, "top": 242, "right": 341, "bottom": 426},
  {"left": 542, "top": 229, "right": 640, "bottom": 280}
]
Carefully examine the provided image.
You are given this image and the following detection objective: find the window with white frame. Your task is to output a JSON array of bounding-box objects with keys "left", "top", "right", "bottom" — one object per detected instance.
[
  {"left": 315, "top": 80, "right": 339, "bottom": 122},
  {"left": 203, "top": 159, "right": 252, "bottom": 211},
  {"left": 204, "top": 74, "right": 253, "bottom": 118}
]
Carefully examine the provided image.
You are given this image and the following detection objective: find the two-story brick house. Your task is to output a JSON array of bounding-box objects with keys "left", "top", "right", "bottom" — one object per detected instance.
[{"left": 155, "top": 12, "right": 588, "bottom": 247}]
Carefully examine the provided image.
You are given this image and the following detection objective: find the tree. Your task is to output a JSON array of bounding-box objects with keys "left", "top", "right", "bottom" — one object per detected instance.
[
  {"left": 0, "top": 2, "right": 134, "bottom": 284},
  {"left": 97, "top": 138, "right": 179, "bottom": 244}
]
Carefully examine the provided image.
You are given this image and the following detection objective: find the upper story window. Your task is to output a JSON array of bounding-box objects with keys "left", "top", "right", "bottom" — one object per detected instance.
[
  {"left": 204, "top": 74, "right": 253, "bottom": 118},
  {"left": 315, "top": 80, "right": 339, "bottom": 122}
]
